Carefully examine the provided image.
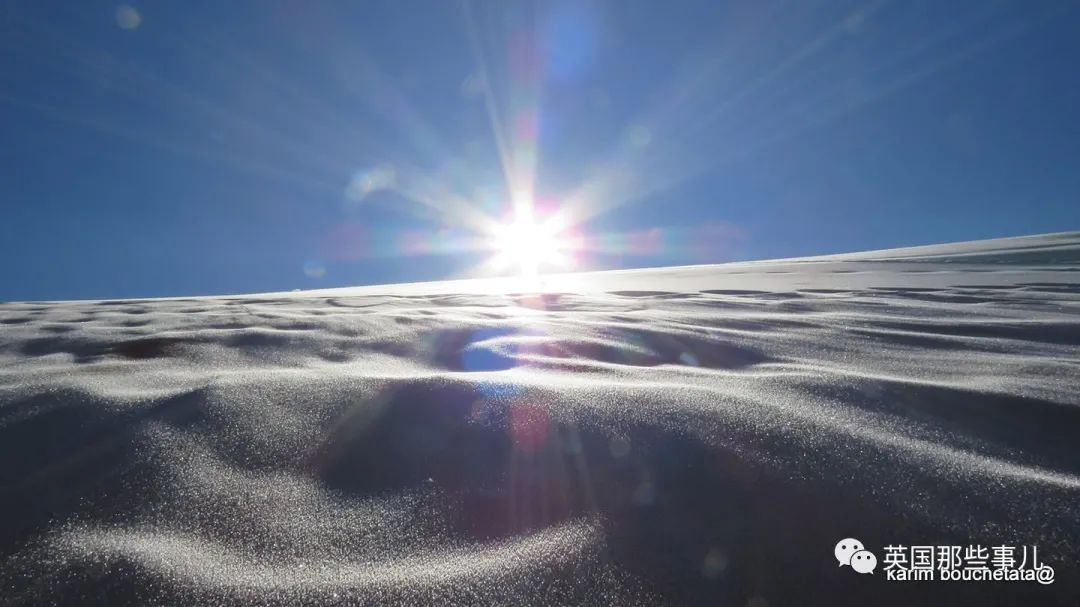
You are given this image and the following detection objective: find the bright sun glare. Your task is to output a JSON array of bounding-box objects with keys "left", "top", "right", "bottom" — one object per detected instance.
[{"left": 489, "top": 204, "right": 573, "bottom": 278}]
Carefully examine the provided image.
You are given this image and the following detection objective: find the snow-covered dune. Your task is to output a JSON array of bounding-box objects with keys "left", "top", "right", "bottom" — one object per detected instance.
[{"left": 1, "top": 232, "right": 1078, "bottom": 605}]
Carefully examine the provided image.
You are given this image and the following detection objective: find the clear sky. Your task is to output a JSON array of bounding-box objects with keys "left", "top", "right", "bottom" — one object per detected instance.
[{"left": 2, "top": 0, "right": 1079, "bottom": 301}]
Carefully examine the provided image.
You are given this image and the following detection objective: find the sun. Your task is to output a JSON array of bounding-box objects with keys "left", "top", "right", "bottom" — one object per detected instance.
[{"left": 489, "top": 208, "right": 573, "bottom": 277}]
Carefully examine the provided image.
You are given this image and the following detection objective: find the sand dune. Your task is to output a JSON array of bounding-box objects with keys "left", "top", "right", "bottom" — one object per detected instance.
[{"left": 1, "top": 233, "right": 1078, "bottom": 605}]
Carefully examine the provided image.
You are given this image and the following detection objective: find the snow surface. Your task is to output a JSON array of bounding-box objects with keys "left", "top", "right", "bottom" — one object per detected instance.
[{"left": 1, "top": 232, "right": 1078, "bottom": 605}]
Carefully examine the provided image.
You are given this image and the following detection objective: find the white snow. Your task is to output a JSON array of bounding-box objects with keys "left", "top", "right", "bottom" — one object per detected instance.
[{"left": 0, "top": 232, "right": 1077, "bottom": 605}]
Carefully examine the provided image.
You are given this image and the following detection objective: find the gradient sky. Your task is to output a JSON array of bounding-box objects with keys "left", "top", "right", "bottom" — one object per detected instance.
[{"left": 2, "top": 0, "right": 1079, "bottom": 301}]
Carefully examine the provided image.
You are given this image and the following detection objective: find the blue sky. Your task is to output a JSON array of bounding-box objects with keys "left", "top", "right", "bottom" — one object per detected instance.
[{"left": 2, "top": 0, "right": 1079, "bottom": 300}]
